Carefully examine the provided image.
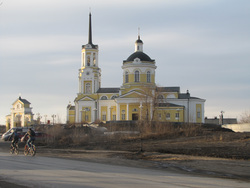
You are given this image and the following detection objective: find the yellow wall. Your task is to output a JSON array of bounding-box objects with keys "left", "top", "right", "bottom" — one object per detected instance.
[
  {"left": 119, "top": 104, "right": 127, "bottom": 120},
  {"left": 155, "top": 108, "right": 184, "bottom": 122},
  {"left": 128, "top": 104, "right": 140, "bottom": 120},
  {"left": 81, "top": 106, "right": 91, "bottom": 122},
  {"left": 68, "top": 110, "right": 75, "bottom": 124},
  {"left": 196, "top": 104, "right": 202, "bottom": 123},
  {"left": 110, "top": 106, "right": 116, "bottom": 120},
  {"left": 101, "top": 106, "right": 107, "bottom": 121}
]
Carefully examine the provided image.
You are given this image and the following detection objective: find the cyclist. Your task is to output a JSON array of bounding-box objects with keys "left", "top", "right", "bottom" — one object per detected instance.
[
  {"left": 24, "top": 128, "right": 36, "bottom": 149},
  {"left": 10, "top": 129, "right": 19, "bottom": 148}
]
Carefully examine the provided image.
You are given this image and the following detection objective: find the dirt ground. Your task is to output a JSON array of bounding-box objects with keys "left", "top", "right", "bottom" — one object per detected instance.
[
  {"left": 35, "top": 129, "right": 250, "bottom": 182},
  {"left": 36, "top": 146, "right": 250, "bottom": 182}
]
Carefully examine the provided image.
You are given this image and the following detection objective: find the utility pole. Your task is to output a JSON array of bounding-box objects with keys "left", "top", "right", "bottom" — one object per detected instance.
[
  {"left": 44, "top": 115, "right": 47, "bottom": 124},
  {"left": 51, "top": 114, "right": 56, "bottom": 125},
  {"left": 220, "top": 111, "right": 224, "bottom": 125}
]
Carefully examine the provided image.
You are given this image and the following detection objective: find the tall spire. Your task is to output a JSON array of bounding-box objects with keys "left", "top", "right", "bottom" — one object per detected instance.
[{"left": 88, "top": 12, "right": 92, "bottom": 45}]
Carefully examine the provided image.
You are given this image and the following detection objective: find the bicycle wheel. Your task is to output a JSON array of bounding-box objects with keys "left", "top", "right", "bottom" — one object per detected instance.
[
  {"left": 14, "top": 145, "right": 19, "bottom": 155},
  {"left": 10, "top": 146, "right": 14, "bottom": 154},
  {"left": 24, "top": 145, "right": 29, "bottom": 156},
  {"left": 30, "top": 145, "right": 36, "bottom": 156}
]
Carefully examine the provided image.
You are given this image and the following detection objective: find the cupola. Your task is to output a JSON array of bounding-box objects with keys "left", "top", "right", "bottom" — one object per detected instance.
[{"left": 135, "top": 35, "right": 143, "bottom": 52}]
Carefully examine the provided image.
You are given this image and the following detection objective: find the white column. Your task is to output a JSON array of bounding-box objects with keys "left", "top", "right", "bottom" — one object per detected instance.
[
  {"left": 11, "top": 111, "right": 14, "bottom": 128},
  {"left": 126, "top": 104, "right": 129, "bottom": 120},
  {"left": 116, "top": 104, "right": 120, "bottom": 120},
  {"left": 22, "top": 112, "right": 25, "bottom": 127},
  {"left": 109, "top": 106, "right": 113, "bottom": 121},
  {"left": 78, "top": 75, "right": 81, "bottom": 93},
  {"left": 76, "top": 103, "right": 80, "bottom": 123}
]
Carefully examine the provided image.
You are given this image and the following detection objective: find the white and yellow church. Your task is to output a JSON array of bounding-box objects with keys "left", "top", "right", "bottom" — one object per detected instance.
[
  {"left": 67, "top": 13, "right": 205, "bottom": 124},
  {"left": 5, "top": 96, "right": 34, "bottom": 129}
]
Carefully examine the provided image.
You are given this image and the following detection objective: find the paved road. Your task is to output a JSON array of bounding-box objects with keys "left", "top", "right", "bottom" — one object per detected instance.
[{"left": 0, "top": 152, "right": 249, "bottom": 188}]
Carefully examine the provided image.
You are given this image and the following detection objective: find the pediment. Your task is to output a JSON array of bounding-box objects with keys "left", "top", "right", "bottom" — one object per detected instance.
[
  {"left": 120, "top": 90, "right": 145, "bottom": 99},
  {"left": 78, "top": 96, "right": 95, "bottom": 101},
  {"left": 13, "top": 101, "right": 23, "bottom": 109}
]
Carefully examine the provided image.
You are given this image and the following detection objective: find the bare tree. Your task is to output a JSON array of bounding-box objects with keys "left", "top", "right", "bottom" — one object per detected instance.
[
  {"left": 137, "top": 85, "right": 165, "bottom": 130},
  {"left": 239, "top": 111, "right": 250, "bottom": 123}
]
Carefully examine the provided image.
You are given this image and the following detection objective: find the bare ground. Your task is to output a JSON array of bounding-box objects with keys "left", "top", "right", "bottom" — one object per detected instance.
[
  {"left": 36, "top": 147, "right": 250, "bottom": 182},
  {"left": 35, "top": 129, "right": 250, "bottom": 182}
]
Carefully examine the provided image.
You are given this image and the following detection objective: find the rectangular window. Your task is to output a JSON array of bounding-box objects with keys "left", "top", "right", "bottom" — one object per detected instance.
[
  {"left": 85, "top": 115, "right": 89, "bottom": 121},
  {"left": 166, "top": 113, "right": 170, "bottom": 119},
  {"left": 175, "top": 113, "right": 179, "bottom": 119},
  {"left": 102, "top": 115, "right": 106, "bottom": 121},
  {"left": 113, "top": 115, "right": 116, "bottom": 120},
  {"left": 158, "top": 113, "right": 161, "bottom": 120},
  {"left": 197, "top": 112, "right": 201, "bottom": 118},
  {"left": 122, "top": 114, "right": 125, "bottom": 120},
  {"left": 85, "top": 83, "right": 91, "bottom": 94}
]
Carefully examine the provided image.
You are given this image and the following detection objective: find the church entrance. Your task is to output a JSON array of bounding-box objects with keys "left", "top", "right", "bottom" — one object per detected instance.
[{"left": 132, "top": 113, "right": 138, "bottom": 121}]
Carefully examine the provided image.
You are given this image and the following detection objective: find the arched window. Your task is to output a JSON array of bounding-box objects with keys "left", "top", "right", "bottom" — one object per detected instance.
[
  {"left": 147, "top": 71, "right": 151, "bottom": 83},
  {"left": 85, "top": 83, "right": 91, "bottom": 93},
  {"left": 134, "top": 70, "right": 139, "bottom": 82},
  {"left": 121, "top": 110, "right": 126, "bottom": 120},
  {"left": 87, "top": 56, "right": 90, "bottom": 66},
  {"left": 111, "top": 95, "right": 118, "bottom": 100},
  {"left": 93, "top": 53, "right": 96, "bottom": 66},
  {"left": 157, "top": 95, "right": 164, "bottom": 99},
  {"left": 125, "top": 71, "right": 129, "bottom": 83},
  {"left": 101, "top": 96, "right": 108, "bottom": 100}
]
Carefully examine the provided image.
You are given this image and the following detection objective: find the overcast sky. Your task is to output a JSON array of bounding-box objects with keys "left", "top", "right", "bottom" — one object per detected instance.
[{"left": 0, "top": 0, "right": 249, "bottom": 125}]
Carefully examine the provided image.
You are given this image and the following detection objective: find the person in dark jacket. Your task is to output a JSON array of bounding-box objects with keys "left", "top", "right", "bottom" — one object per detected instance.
[
  {"left": 10, "top": 129, "right": 19, "bottom": 148},
  {"left": 24, "top": 128, "right": 36, "bottom": 148}
]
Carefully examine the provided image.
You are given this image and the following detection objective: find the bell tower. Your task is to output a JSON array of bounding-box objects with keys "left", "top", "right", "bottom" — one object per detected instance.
[{"left": 78, "top": 12, "right": 101, "bottom": 94}]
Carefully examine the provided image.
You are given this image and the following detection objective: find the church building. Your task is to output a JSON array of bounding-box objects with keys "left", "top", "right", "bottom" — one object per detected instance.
[
  {"left": 67, "top": 13, "right": 205, "bottom": 124},
  {"left": 5, "top": 96, "right": 34, "bottom": 129}
]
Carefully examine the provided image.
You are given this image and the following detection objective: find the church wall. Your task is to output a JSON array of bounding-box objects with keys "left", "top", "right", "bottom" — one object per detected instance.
[
  {"left": 81, "top": 106, "right": 91, "bottom": 122},
  {"left": 68, "top": 110, "right": 75, "bottom": 124},
  {"left": 100, "top": 106, "right": 107, "bottom": 121},
  {"left": 83, "top": 81, "right": 92, "bottom": 93},
  {"left": 76, "top": 100, "right": 95, "bottom": 123},
  {"left": 154, "top": 108, "right": 184, "bottom": 122},
  {"left": 98, "top": 94, "right": 116, "bottom": 100},
  {"left": 196, "top": 104, "right": 202, "bottom": 123},
  {"left": 119, "top": 104, "right": 127, "bottom": 120},
  {"left": 123, "top": 67, "right": 155, "bottom": 85},
  {"left": 24, "top": 104, "right": 30, "bottom": 108},
  {"left": 128, "top": 104, "right": 140, "bottom": 120},
  {"left": 163, "top": 98, "right": 205, "bottom": 123},
  {"left": 110, "top": 106, "right": 117, "bottom": 121},
  {"left": 99, "top": 100, "right": 117, "bottom": 121}
]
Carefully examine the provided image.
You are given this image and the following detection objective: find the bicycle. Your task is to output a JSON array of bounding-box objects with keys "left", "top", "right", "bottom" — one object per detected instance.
[
  {"left": 10, "top": 142, "right": 19, "bottom": 155},
  {"left": 24, "top": 142, "right": 36, "bottom": 156}
]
